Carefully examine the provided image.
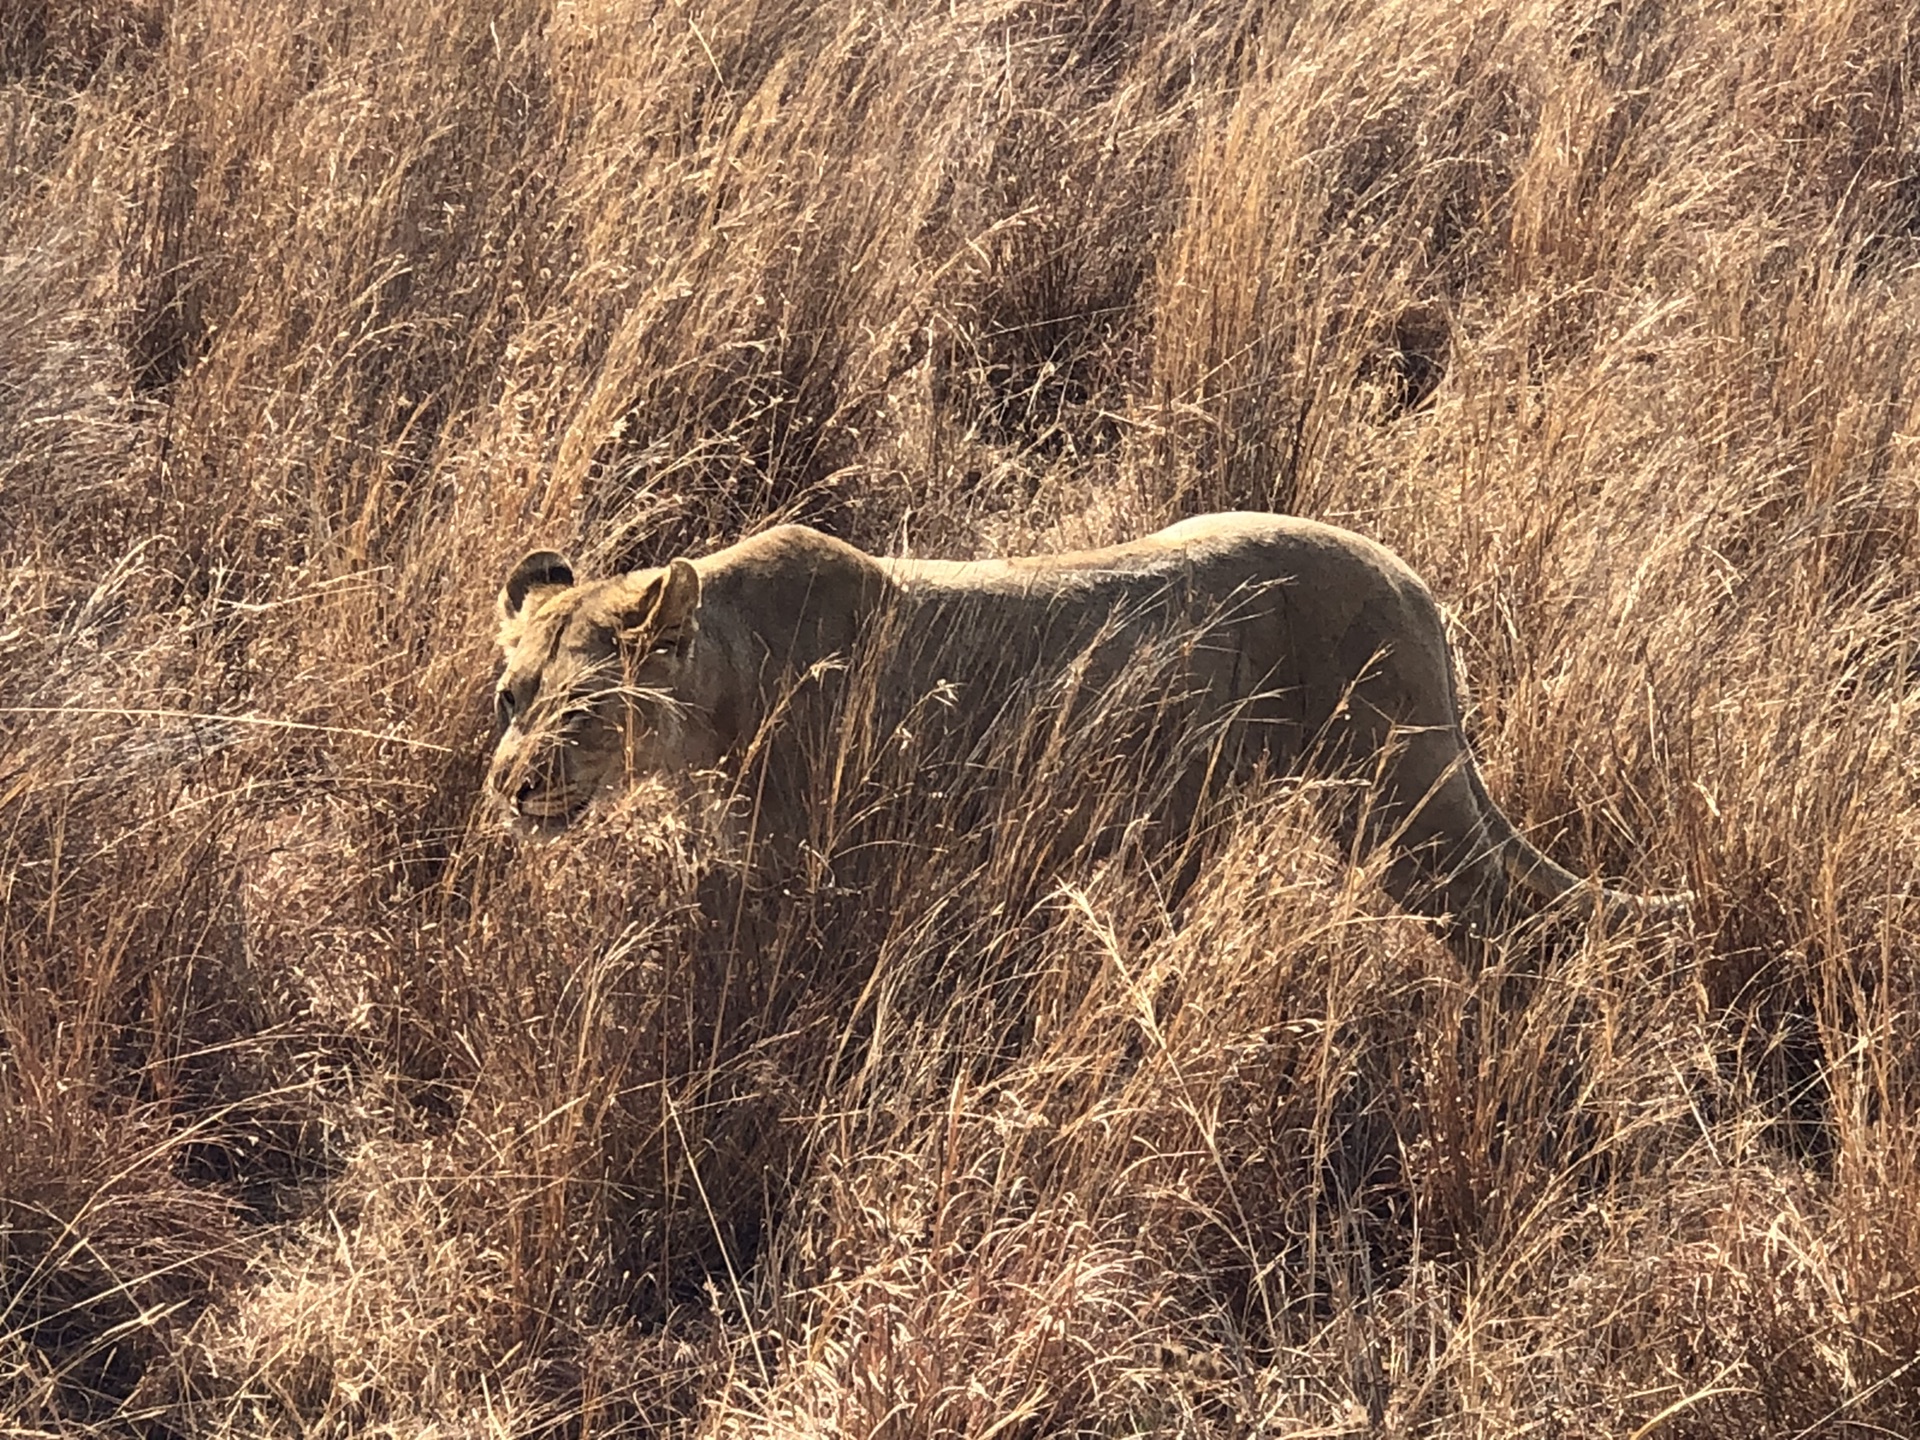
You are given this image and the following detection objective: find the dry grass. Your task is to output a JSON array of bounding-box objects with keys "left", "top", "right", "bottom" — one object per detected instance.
[{"left": 5, "top": 0, "right": 1920, "bottom": 1433}]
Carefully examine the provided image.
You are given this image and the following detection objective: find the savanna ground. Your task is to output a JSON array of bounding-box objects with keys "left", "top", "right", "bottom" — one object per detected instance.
[{"left": 5, "top": 0, "right": 1920, "bottom": 1433}]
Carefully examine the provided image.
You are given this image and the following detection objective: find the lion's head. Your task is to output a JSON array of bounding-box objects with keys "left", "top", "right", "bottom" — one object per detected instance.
[{"left": 485, "top": 549, "right": 716, "bottom": 831}]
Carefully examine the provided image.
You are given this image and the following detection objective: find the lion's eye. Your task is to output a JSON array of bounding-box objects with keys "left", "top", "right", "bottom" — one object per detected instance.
[{"left": 495, "top": 688, "right": 516, "bottom": 725}]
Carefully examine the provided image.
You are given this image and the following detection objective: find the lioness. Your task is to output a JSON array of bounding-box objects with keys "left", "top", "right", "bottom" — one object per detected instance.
[{"left": 486, "top": 514, "right": 1680, "bottom": 931}]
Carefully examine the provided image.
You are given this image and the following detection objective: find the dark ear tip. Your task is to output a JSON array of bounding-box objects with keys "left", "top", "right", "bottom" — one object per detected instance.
[{"left": 503, "top": 549, "right": 575, "bottom": 616}]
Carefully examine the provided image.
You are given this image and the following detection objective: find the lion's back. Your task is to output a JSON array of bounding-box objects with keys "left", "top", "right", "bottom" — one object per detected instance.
[
  {"left": 695, "top": 514, "right": 1453, "bottom": 760},
  {"left": 850, "top": 514, "right": 1442, "bottom": 752}
]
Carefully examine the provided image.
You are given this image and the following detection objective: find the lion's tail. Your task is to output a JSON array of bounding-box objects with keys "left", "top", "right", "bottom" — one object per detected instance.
[{"left": 1462, "top": 756, "right": 1693, "bottom": 928}]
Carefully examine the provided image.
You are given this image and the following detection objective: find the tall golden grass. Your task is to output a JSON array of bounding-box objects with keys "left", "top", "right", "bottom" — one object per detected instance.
[{"left": 4, "top": 0, "right": 1920, "bottom": 1431}]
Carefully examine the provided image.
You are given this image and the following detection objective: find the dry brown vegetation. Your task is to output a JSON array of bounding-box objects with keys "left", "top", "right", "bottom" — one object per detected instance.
[{"left": 5, "top": 0, "right": 1920, "bottom": 1433}]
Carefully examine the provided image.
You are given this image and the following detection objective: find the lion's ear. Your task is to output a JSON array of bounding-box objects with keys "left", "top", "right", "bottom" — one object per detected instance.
[
  {"left": 653, "top": 558, "right": 701, "bottom": 630},
  {"left": 500, "top": 550, "right": 575, "bottom": 623},
  {"left": 618, "top": 558, "right": 702, "bottom": 650}
]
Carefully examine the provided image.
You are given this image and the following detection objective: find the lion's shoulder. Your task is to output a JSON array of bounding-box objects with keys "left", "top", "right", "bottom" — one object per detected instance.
[
  {"left": 702, "top": 524, "right": 880, "bottom": 580},
  {"left": 694, "top": 525, "right": 894, "bottom": 665}
]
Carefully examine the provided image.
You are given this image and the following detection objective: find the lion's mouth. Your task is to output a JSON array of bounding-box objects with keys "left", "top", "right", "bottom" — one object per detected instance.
[{"left": 509, "top": 787, "right": 594, "bottom": 833}]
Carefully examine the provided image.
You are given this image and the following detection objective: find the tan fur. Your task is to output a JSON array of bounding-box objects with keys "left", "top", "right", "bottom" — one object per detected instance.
[{"left": 487, "top": 514, "right": 1685, "bottom": 932}]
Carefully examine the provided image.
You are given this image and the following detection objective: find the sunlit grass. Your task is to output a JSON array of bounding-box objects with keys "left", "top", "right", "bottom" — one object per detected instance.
[{"left": 4, "top": 0, "right": 1920, "bottom": 1432}]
